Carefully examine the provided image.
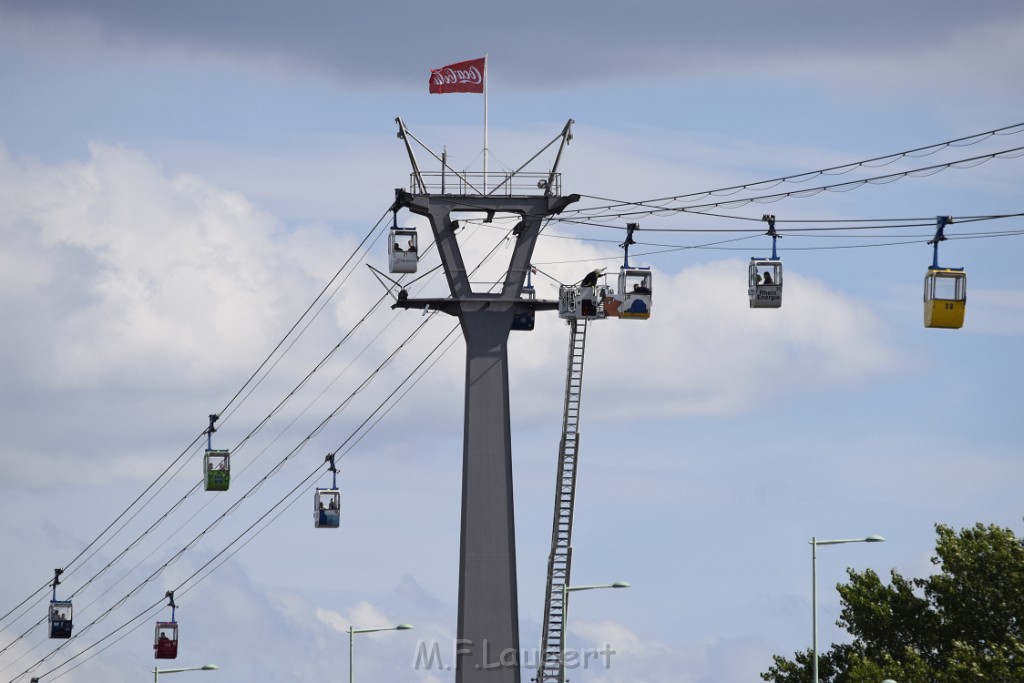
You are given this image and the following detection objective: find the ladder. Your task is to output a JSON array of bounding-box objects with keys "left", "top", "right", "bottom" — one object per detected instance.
[{"left": 537, "top": 317, "right": 588, "bottom": 683}]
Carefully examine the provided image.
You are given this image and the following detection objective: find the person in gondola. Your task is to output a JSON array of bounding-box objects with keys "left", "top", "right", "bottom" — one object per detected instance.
[
  {"left": 632, "top": 282, "right": 651, "bottom": 295},
  {"left": 328, "top": 498, "right": 338, "bottom": 510},
  {"left": 407, "top": 238, "right": 416, "bottom": 252},
  {"left": 762, "top": 271, "right": 773, "bottom": 285}
]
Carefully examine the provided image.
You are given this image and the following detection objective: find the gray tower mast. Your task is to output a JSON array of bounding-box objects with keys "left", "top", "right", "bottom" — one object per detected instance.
[{"left": 392, "top": 118, "right": 578, "bottom": 683}]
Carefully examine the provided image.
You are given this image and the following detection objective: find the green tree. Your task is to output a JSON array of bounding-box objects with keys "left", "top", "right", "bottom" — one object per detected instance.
[{"left": 762, "top": 523, "right": 1024, "bottom": 683}]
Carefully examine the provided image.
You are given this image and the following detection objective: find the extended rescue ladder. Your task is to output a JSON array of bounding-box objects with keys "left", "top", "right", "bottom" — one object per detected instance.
[{"left": 538, "top": 317, "right": 588, "bottom": 683}]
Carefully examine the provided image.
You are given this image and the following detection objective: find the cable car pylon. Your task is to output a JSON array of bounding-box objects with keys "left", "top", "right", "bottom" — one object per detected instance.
[{"left": 390, "top": 117, "right": 578, "bottom": 683}]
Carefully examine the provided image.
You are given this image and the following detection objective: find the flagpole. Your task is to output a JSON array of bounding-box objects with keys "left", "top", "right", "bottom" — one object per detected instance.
[{"left": 483, "top": 54, "right": 488, "bottom": 193}]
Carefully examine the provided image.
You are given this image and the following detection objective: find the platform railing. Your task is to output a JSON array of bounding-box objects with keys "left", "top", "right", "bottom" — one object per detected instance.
[{"left": 409, "top": 171, "right": 560, "bottom": 196}]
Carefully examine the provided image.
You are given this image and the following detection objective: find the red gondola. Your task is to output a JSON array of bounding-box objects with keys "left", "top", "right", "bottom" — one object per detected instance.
[{"left": 154, "top": 591, "right": 179, "bottom": 659}]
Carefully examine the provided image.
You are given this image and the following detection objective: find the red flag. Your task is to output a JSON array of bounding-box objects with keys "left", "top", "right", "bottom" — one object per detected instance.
[{"left": 429, "top": 57, "right": 486, "bottom": 94}]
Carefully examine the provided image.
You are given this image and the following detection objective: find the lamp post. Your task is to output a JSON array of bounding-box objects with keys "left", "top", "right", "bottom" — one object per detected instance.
[
  {"left": 153, "top": 664, "right": 218, "bottom": 682},
  {"left": 811, "top": 536, "right": 884, "bottom": 683},
  {"left": 348, "top": 623, "right": 413, "bottom": 683},
  {"left": 560, "top": 582, "right": 630, "bottom": 683}
]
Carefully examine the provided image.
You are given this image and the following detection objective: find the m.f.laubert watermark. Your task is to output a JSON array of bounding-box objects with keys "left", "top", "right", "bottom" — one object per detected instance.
[{"left": 413, "top": 639, "right": 617, "bottom": 672}]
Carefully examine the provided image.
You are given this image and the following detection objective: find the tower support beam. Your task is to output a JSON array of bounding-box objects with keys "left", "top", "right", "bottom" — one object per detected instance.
[{"left": 393, "top": 191, "right": 578, "bottom": 683}]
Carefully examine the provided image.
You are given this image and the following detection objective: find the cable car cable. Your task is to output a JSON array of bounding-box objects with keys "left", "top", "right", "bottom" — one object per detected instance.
[
  {"left": 561, "top": 145, "right": 1024, "bottom": 222},
  {"left": 14, "top": 211, "right": 632, "bottom": 678},
  {"left": 559, "top": 122, "right": 1024, "bottom": 217},
  {"left": 7, "top": 596, "right": 166, "bottom": 683},
  {"left": 0, "top": 212, "right": 396, "bottom": 661},
  {"left": 191, "top": 321, "right": 464, "bottom": 594},
  {"left": 560, "top": 143, "right": 1024, "bottom": 222},
  {"left": 16, "top": 129, "right": 1024, "bottom": 671},
  {"left": 13, "top": 265, "right": 468, "bottom": 678},
  {"left": 0, "top": 210, "right": 393, "bottom": 627},
  {"left": 26, "top": 458, "right": 336, "bottom": 682},
  {"left": 12, "top": 281, "right": 447, "bottom": 669}
]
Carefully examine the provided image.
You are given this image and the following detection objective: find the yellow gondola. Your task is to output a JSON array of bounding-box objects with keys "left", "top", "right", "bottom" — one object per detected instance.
[
  {"left": 924, "top": 268, "right": 966, "bottom": 329},
  {"left": 924, "top": 217, "right": 966, "bottom": 329}
]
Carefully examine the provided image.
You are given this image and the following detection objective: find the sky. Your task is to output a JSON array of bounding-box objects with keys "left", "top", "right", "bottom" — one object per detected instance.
[{"left": 1, "top": 2, "right": 1023, "bottom": 682}]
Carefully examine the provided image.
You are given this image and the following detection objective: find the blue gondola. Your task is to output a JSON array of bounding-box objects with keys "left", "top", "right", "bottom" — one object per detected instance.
[
  {"left": 48, "top": 568, "right": 73, "bottom": 639},
  {"left": 512, "top": 267, "right": 537, "bottom": 331},
  {"left": 154, "top": 591, "right": 179, "bottom": 659},
  {"left": 749, "top": 215, "right": 783, "bottom": 308},
  {"left": 314, "top": 454, "right": 341, "bottom": 529},
  {"left": 924, "top": 216, "right": 966, "bottom": 329},
  {"left": 203, "top": 414, "right": 230, "bottom": 491}
]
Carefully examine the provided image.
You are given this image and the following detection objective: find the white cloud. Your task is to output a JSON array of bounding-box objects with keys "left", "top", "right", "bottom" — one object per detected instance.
[
  {"left": 508, "top": 257, "right": 904, "bottom": 422},
  {"left": 0, "top": 142, "right": 328, "bottom": 391}
]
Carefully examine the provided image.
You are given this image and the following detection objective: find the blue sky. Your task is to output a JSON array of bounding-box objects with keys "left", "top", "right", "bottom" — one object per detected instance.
[{"left": 1, "top": 2, "right": 1023, "bottom": 682}]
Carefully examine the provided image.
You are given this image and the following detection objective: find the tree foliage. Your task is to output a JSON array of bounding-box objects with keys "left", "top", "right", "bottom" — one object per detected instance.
[{"left": 762, "top": 523, "right": 1024, "bottom": 683}]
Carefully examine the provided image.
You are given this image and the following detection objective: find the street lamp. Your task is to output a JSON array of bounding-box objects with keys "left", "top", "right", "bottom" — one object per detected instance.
[
  {"left": 348, "top": 622, "right": 413, "bottom": 683},
  {"left": 811, "top": 535, "right": 884, "bottom": 683},
  {"left": 153, "top": 664, "right": 218, "bottom": 682},
  {"left": 561, "top": 582, "right": 630, "bottom": 683}
]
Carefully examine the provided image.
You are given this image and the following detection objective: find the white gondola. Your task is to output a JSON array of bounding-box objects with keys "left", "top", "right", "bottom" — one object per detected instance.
[
  {"left": 559, "top": 224, "right": 653, "bottom": 321},
  {"left": 614, "top": 267, "right": 652, "bottom": 319},
  {"left": 748, "top": 259, "right": 782, "bottom": 308},
  {"left": 389, "top": 228, "right": 418, "bottom": 274},
  {"left": 314, "top": 454, "right": 341, "bottom": 529},
  {"left": 314, "top": 489, "right": 341, "bottom": 528}
]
